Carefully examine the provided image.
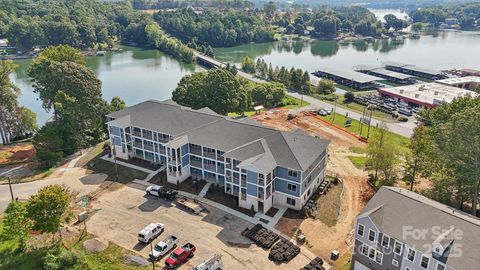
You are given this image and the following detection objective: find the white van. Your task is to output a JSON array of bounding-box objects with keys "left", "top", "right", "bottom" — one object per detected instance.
[{"left": 138, "top": 223, "right": 164, "bottom": 243}]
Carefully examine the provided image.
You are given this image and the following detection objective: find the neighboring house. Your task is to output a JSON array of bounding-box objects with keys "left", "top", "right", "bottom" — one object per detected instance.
[
  {"left": 351, "top": 186, "right": 480, "bottom": 270},
  {"left": 106, "top": 99, "right": 330, "bottom": 213},
  {"left": 445, "top": 18, "right": 459, "bottom": 26}
]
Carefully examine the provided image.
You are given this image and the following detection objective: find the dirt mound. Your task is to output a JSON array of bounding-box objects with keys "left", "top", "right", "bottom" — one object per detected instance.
[
  {"left": 0, "top": 144, "right": 36, "bottom": 164},
  {"left": 83, "top": 237, "right": 109, "bottom": 253}
]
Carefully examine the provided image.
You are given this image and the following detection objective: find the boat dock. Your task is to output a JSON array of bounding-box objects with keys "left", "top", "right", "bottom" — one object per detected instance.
[
  {"left": 383, "top": 61, "right": 448, "bottom": 80},
  {"left": 312, "top": 67, "right": 382, "bottom": 90},
  {"left": 354, "top": 65, "right": 417, "bottom": 85}
]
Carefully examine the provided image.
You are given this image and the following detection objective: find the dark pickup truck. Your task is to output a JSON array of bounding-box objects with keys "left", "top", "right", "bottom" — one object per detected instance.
[{"left": 164, "top": 242, "right": 196, "bottom": 269}]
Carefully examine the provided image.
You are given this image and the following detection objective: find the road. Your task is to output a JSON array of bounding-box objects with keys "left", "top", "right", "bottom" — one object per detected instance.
[
  {"left": 0, "top": 167, "right": 104, "bottom": 213},
  {"left": 195, "top": 53, "right": 415, "bottom": 137},
  {"left": 286, "top": 91, "right": 416, "bottom": 137}
]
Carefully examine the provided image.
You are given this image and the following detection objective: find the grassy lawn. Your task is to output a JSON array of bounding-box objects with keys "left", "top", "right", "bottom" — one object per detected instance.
[
  {"left": 315, "top": 183, "right": 343, "bottom": 227},
  {"left": 79, "top": 142, "right": 149, "bottom": 184},
  {"left": 317, "top": 112, "right": 410, "bottom": 153},
  {"left": 0, "top": 218, "right": 151, "bottom": 270},
  {"left": 332, "top": 251, "right": 352, "bottom": 270},
  {"left": 228, "top": 95, "right": 310, "bottom": 117},
  {"left": 348, "top": 156, "right": 367, "bottom": 169},
  {"left": 315, "top": 93, "right": 394, "bottom": 120},
  {"left": 349, "top": 146, "right": 366, "bottom": 154}
]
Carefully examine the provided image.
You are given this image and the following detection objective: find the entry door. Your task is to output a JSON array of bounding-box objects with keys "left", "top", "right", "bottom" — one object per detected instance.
[{"left": 258, "top": 201, "right": 264, "bottom": 214}]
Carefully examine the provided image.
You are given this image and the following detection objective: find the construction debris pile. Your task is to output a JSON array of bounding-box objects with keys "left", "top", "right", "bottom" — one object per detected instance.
[
  {"left": 268, "top": 237, "right": 300, "bottom": 264},
  {"left": 301, "top": 257, "right": 325, "bottom": 270},
  {"left": 244, "top": 224, "right": 279, "bottom": 249}
]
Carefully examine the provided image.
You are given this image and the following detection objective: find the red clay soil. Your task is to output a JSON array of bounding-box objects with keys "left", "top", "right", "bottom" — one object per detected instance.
[{"left": 0, "top": 144, "right": 36, "bottom": 164}]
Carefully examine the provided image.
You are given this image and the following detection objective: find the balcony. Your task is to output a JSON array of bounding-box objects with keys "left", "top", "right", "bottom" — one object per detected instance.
[
  {"left": 133, "top": 131, "right": 142, "bottom": 137},
  {"left": 134, "top": 142, "right": 143, "bottom": 148},
  {"left": 204, "top": 174, "right": 217, "bottom": 182},
  {"left": 190, "top": 159, "right": 202, "bottom": 168},
  {"left": 232, "top": 177, "right": 240, "bottom": 185},
  {"left": 217, "top": 166, "right": 225, "bottom": 174},
  {"left": 190, "top": 147, "right": 202, "bottom": 156},
  {"left": 143, "top": 133, "right": 153, "bottom": 140},
  {"left": 144, "top": 144, "right": 154, "bottom": 152},
  {"left": 158, "top": 137, "right": 169, "bottom": 143},
  {"left": 258, "top": 192, "right": 264, "bottom": 200},
  {"left": 168, "top": 158, "right": 177, "bottom": 165},
  {"left": 216, "top": 155, "right": 224, "bottom": 162},
  {"left": 241, "top": 179, "right": 246, "bottom": 187},
  {"left": 258, "top": 179, "right": 265, "bottom": 186},
  {"left": 204, "top": 163, "right": 216, "bottom": 172},
  {"left": 158, "top": 148, "right": 166, "bottom": 155},
  {"left": 203, "top": 151, "right": 216, "bottom": 159}
]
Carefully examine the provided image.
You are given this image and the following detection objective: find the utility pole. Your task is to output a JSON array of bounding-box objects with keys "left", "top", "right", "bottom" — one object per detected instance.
[
  {"left": 366, "top": 108, "right": 374, "bottom": 139},
  {"left": 359, "top": 107, "right": 366, "bottom": 136},
  {"left": 7, "top": 176, "right": 14, "bottom": 200},
  {"left": 112, "top": 142, "right": 119, "bottom": 182},
  {"left": 331, "top": 99, "right": 337, "bottom": 123},
  {"left": 150, "top": 242, "right": 156, "bottom": 270}
]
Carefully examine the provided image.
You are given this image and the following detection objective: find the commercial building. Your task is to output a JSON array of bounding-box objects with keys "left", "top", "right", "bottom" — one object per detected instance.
[
  {"left": 384, "top": 62, "right": 448, "bottom": 80},
  {"left": 312, "top": 67, "right": 382, "bottom": 90},
  {"left": 377, "top": 82, "right": 477, "bottom": 108},
  {"left": 351, "top": 186, "right": 480, "bottom": 270},
  {"left": 436, "top": 76, "right": 480, "bottom": 91},
  {"left": 354, "top": 65, "right": 416, "bottom": 85},
  {"left": 106, "top": 100, "right": 330, "bottom": 214}
]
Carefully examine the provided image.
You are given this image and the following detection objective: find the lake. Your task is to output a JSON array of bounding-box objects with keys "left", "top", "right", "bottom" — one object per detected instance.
[
  {"left": 11, "top": 30, "right": 480, "bottom": 125},
  {"left": 11, "top": 46, "right": 203, "bottom": 124}
]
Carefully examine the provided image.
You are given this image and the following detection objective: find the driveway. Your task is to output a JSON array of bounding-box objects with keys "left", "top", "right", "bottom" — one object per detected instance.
[
  {"left": 0, "top": 167, "right": 105, "bottom": 213},
  {"left": 86, "top": 184, "right": 313, "bottom": 270}
]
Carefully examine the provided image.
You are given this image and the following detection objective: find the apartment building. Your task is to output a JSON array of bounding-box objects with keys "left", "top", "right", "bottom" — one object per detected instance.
[
  {"left": 351, "top": 186, "right": 480, "bottom": 270},
  {"left": 106, "top": 99, "right": 330, "bottom": 214}
]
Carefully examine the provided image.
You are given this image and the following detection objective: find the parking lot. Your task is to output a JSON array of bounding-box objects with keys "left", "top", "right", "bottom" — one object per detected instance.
[
  {"left": 86, "top": 184, "right": 313, "bottom": 269},
  {"left": 354, "top": 94, "right": 419, "bottom": 119}
]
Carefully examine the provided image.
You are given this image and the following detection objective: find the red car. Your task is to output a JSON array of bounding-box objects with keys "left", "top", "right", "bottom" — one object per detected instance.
[{"left": 164, "top": 242, "right": 196, "bottom": 269}]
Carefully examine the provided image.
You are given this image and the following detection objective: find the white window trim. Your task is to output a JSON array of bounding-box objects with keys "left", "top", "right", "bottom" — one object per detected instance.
[
  {"left": 368, "top": 229, "right": 377, "bottom": 242},
  {"left": 392, "top": 259, "right": 398, "bottom": 266},
  {"left": 287, "top": 183, "right": 297, "bottom": 192},
  {"left": 381, "top": 234, "right": 390, "bottom": 248},
  {"left": 375, "top": 250, "right": 383, "bottom": 264},
  {"left": 420, "top": 255, "right": 429, "bottom": 269},
  {"left": 436, "top": 262, "right": 446, "bottom": 270},
  {"left": 406, "top": 248, "right": 416, "bottom": 262},
  {"left": 357, "top": 223, "right": 365, "bottom": 237},
  {"left": 394, "top": 240, "right": 403, "bottom": 255}
]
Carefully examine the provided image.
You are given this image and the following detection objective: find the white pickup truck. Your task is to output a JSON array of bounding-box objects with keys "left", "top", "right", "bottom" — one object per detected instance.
[{"left": 149, "top": 235, "right": 179, "bottom": 260}]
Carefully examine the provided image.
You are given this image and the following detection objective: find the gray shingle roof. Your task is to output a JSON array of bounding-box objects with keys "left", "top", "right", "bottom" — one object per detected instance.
[
  {"left": 107, "top": 99, "right": 330, "bottom": 172},
  {"left": 359, "top": 186, "right": 480, "bottom": 270}
]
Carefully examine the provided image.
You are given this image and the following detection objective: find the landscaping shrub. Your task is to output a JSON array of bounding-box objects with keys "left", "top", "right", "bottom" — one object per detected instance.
[{"left": 43, "top": 248, "right": 78, "bottom": 270}]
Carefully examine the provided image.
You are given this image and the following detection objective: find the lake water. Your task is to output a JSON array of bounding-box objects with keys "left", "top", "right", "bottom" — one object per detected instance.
[
  {"left": 11, "top": 46, "right": 203, "bottom": 124},
  {"left": 11, "top": 30, "right": 480, "bottom": 125}
]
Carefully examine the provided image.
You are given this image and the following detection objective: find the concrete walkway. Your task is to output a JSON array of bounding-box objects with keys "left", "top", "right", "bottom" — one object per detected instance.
[{"left": 198, "top": 182, "right": 212, "bottom": 198}]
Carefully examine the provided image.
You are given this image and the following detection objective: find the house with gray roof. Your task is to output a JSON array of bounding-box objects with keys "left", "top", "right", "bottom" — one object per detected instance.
[
  {"left": 351, "top": 186, "right": 480, "bottom": 270},
  {"left": 106, "top": 100, "right": 330, "bottom": 213}
]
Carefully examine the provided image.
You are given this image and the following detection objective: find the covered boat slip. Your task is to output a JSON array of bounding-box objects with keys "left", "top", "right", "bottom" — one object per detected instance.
[
  {"left": 312, "top": 67, "right": 382, "bottom": 90},
  {"left": 354, "top": 64, "right": 417, "bottom": 85}
]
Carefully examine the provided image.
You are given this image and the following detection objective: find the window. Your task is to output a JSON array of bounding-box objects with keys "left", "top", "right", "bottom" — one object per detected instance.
[
  {"left": 420, "top": 256, "right": 429, "bottom": 269},
  {"left": 357, "top": 224, "right": 365, "bottom": 237},
  {"left": 368, "top": 247, "right": 375, "bottom": 259},
  {"left": 382, "top": 234, "right": 390, "bottom": 248},
  {"left": 286, "top": 197, "right": 295, "bottom": 206},
  {"left": 287, "top": 183, "right": 297, "bottom": 192},
  {"left": 375, "top": 251, "right": 383, "bottom": 264},
  {"left": 392, "top": 259, "right": 398, "bottom": 266},
  {"left": 394, "top": 241, "right": 403, "bottom": 255},
  {"left": 360, "top": 244, "right": 368, "bottom": 256},
  {"left": 407, "top": 248, "right": 416, "bottom": 262},
  {"left": 436, "top": 263, "right": 446, "bottom": 270},
  {"left": 368, "top": 229, "right": 376, "bottom": 242},
  {"left": 287, "top": 170, "right": 298, "bottom": 178}
]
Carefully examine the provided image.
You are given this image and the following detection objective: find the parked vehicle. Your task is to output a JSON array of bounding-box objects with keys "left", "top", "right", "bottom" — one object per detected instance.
[
  {"left": 149, "top": 235, "right": 179, "bottom": 260},
  {"left": 398, "top": 108, "right": 413, "bottom": 116},
  {"left": 165, "top": 242, "right": 196, "bottom": 269},
  {"left": 138, "top": 223, "right": 164, "bottom": 243},
  {"left": 177, "top": 197, "right": 202, "bottom": 214},
  {"left": 317, "top": 109, "right": 328, "bottom": 116},
  {"left": 146, "top": 185, "right": 178, "bottom": 200},
  {"left": 193, "top": 254, "right": 223, "bottom": 270}
]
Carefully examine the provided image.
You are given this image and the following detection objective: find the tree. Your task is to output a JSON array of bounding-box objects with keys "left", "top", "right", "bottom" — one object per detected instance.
[
  {"left": 0, "top": 60, "right": 20, "bottom": 144},
  {"left": 344, "top": 91, "right": 355, "bottom": 102},
  {"left": 366, "top": 124, "right": 400, "bottom": 187},
  {"left": 316, "top": 79, "right": 335, "bottom": 95},
  {"left": 1, "top": 201, "right": 31, "bottom": 251},
  {"left": 32, "top": 122, "right": 64, "bottom": 167},
  {"left": 16, "top": 107, "right": 38, "bottom": 135},
  {"left": 241, "top": 56, "right": 256, "bottom": 74},
  {"left": 403, "top": 124, "right": 434, "bottom": 191},
  {"left": 26, "top": 185, "right": 72, "bottom": 235},
  {"left": 109, "top": 96, "right": 127, "bottom": 112},
  {"left": 384, "top": 14, "right": 408, "bottom": 31},
  {"left": 313, "top": 16, "right": 340, "bottom": 36},
  {"left": 264, "top": 1, "right": 277, "bottom": 20}
]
